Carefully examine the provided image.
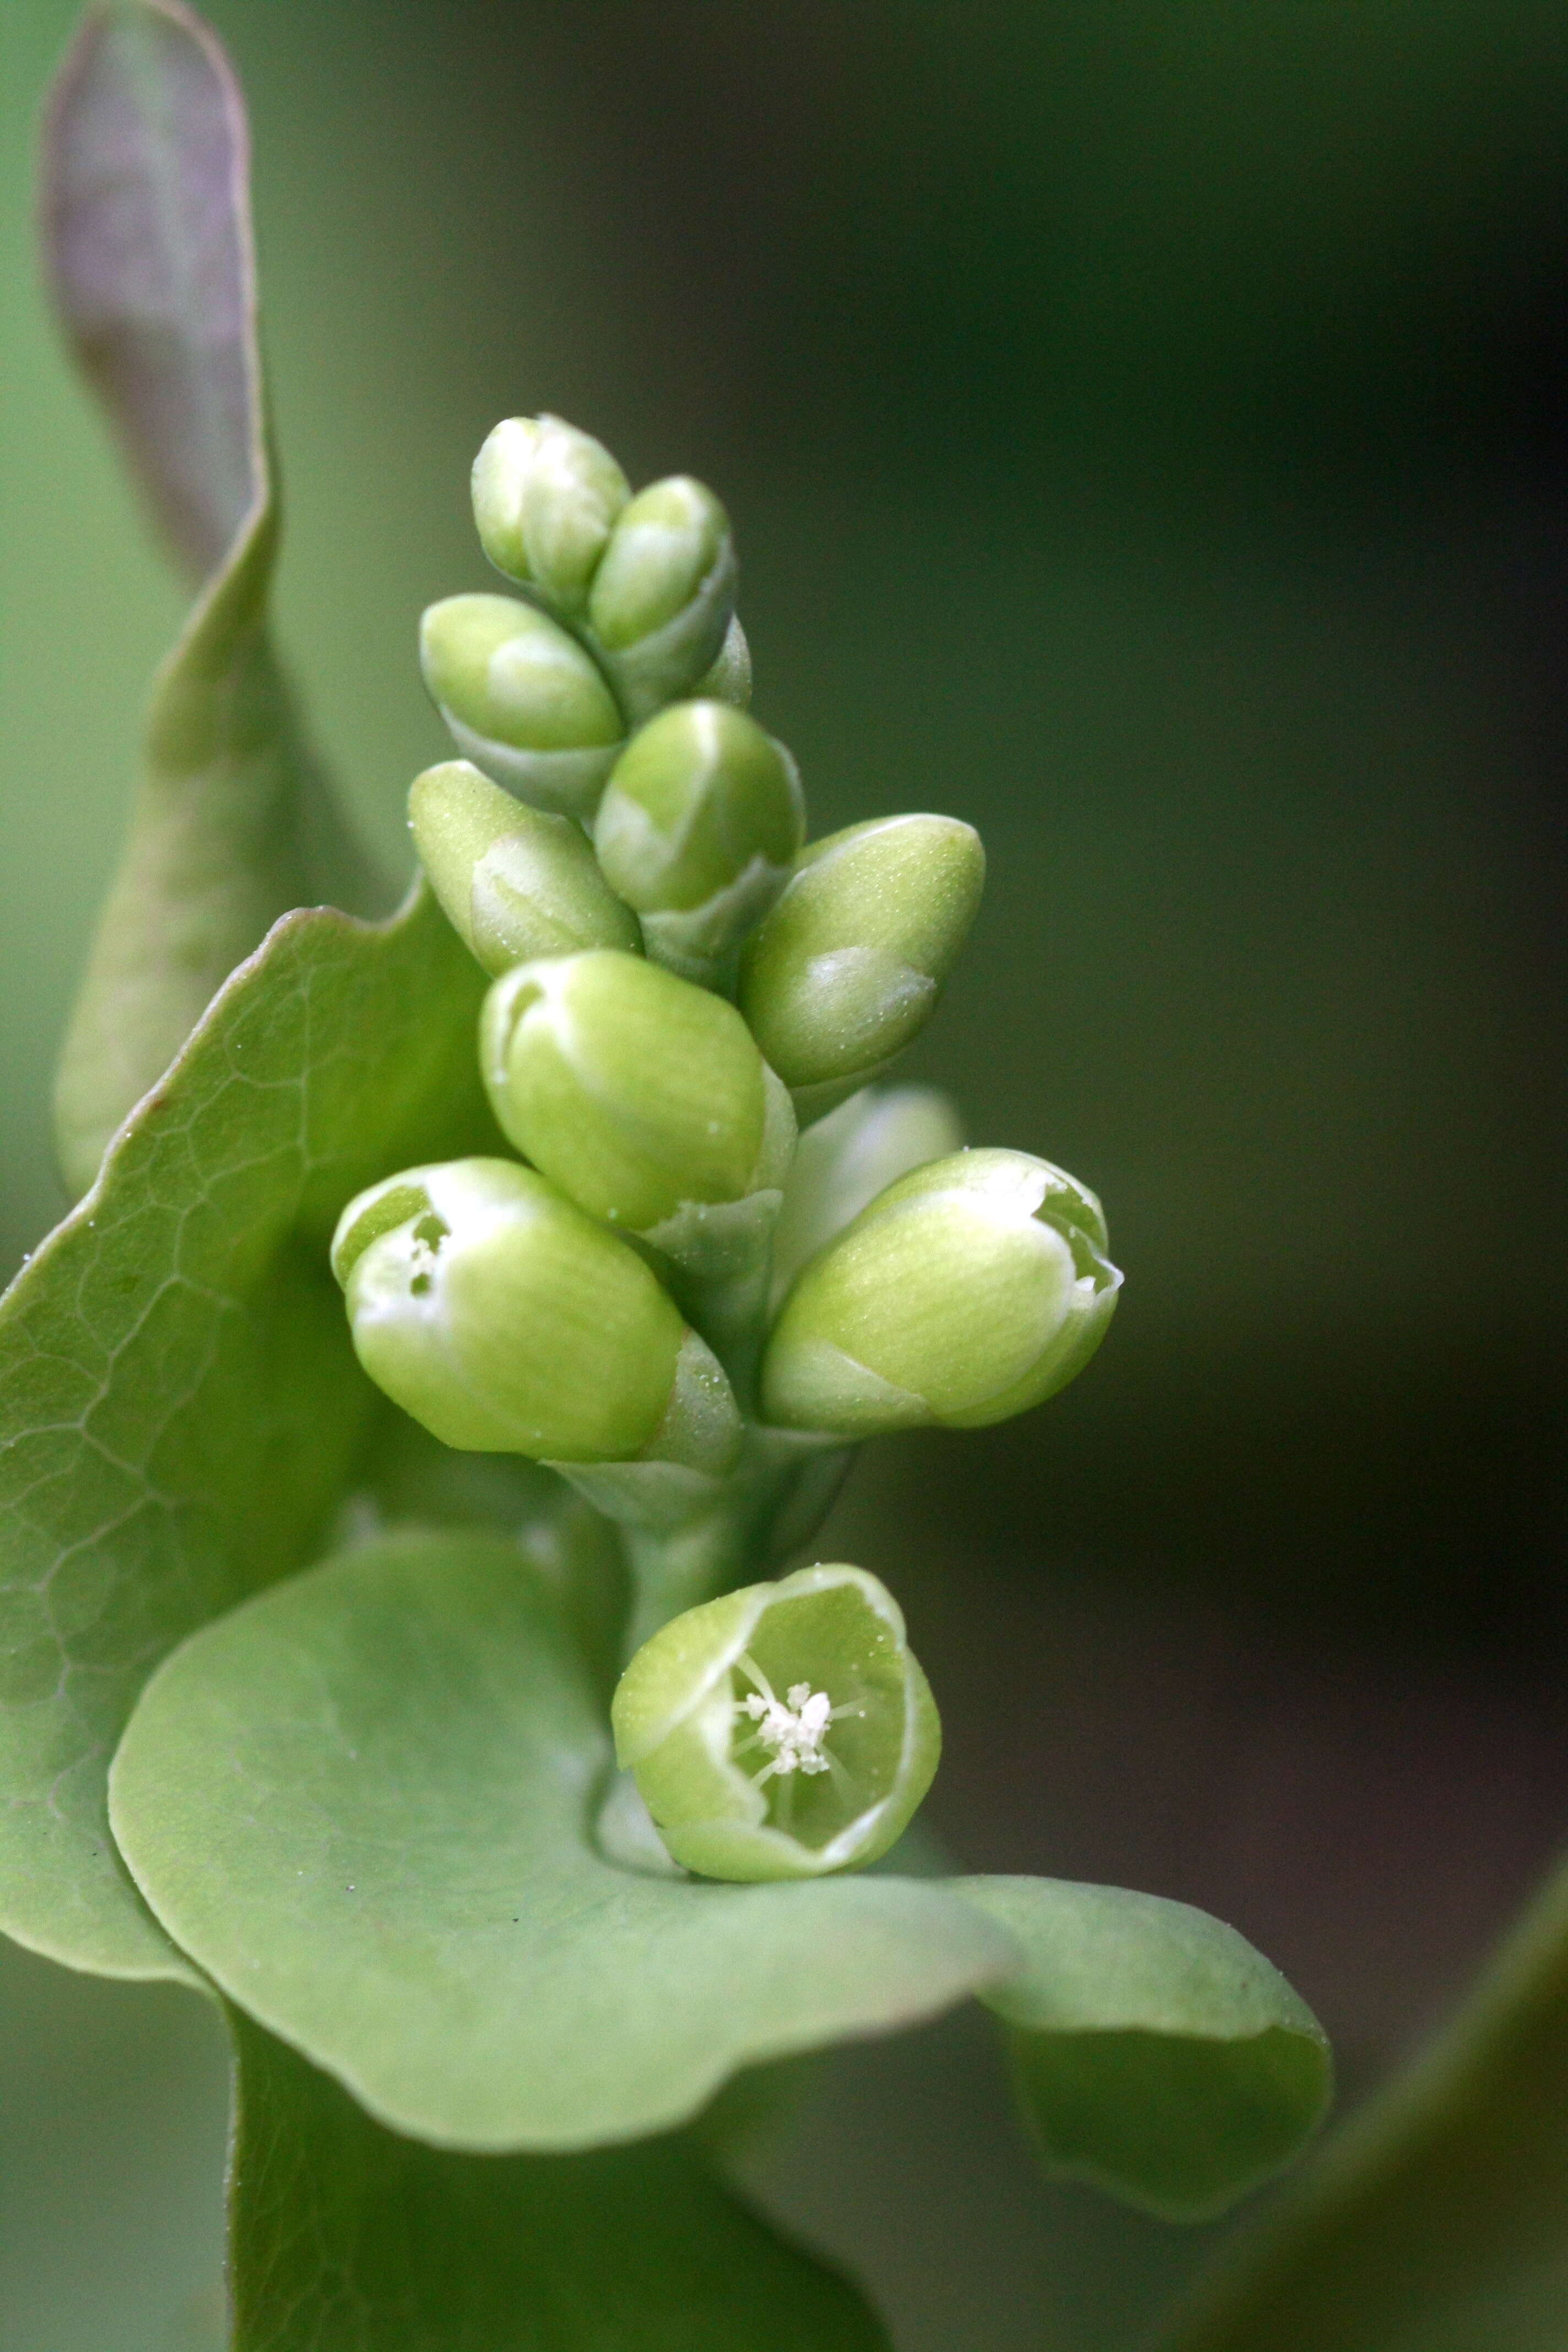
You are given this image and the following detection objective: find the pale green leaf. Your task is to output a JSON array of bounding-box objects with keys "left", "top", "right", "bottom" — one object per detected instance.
[
  {"left": 1162, "top": 1852, "right": 1568, "bottom": 2350},
  {"left": 958, "top": 1876, "right": 1332, "bottom": 2222},
  {"left": 227, "top": 2010, "right": 891, "bottom": 2350},
  {"left": 42, "top": 0, "right": 380, "bottom": 1196},
  {"left": 108, "top": 1529, "right": 1017, "bottom": 2146},
  {"left": 0, "top": 885, "right": 494, "bottom": 1983}
]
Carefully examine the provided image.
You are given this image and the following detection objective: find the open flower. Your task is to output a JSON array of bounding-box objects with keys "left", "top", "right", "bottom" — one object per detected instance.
[{"left": 611, "top": 1563, "right": 940, "bottom": 1881}]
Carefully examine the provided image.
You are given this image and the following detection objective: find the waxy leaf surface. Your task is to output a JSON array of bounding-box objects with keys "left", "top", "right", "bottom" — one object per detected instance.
[
  {"left": 228, "top": 2011, "right": 891, "bottom": 2350},
  {"left": 109, "top": 1531, "right": 1016, "bottom": 2146},
  {"left": 960, "top": 1876, "right": 1332, "bottom": 2221},
  {"left": 0, "top": 888, "right": 493, "bottom": 1981}
]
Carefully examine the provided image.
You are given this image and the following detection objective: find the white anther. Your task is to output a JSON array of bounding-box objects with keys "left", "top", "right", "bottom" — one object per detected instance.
[{"left": 733, "top": 1654, "right": 839, "bottom": 1779}]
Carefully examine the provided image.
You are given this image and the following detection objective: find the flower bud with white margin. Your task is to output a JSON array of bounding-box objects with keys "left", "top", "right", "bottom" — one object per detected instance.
[
  {"left": 761, "top": 1148, "right": 1121, "bottom": 1436},
  {"left": 409, "top": 760, "right": 640, "bottom": 977},
  {"left": 480, "top": 951, "right": 795, "bottom": 1280},
  {"left": 769, "top": 1082, "right": 966, "bottom": 1312},
  {"left": 739, "top": 815, "right": 986, "bottom": 1119},
  {"left": 612, "top": 1563, "right": 940, "bottom": 1881},
  {"left": 594, "top": 700, "right": 804, "bottom": 984},
  {"left": 419, "top": 592, "right": 624, "bottom": 821},
  {"left": 331, "top": 1158, "right": 741, "bottom": 1470},
  {"left": 587, "top": 476, "right": 738, "bottom": 723},
  {"left": 471, "top": 413, "right": 630, "bottom": 618}
]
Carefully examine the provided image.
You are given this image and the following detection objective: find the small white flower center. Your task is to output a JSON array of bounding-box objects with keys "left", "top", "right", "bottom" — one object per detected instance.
[{"left": 732, "top": 1653, "right": 861, "bottom": 1786}]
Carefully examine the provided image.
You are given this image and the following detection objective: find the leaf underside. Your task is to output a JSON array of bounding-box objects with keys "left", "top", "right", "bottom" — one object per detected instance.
[
  {"left": 959, "top": 1876, "right": 1333, "bottom": 2222},
  {"left": 42, "top": 0, "right": 380, "bottom": 1199},
  {"left": 42, "top": 0, "right": 260, "bottom": 579},
  {"left": 0, "top": 885, "right": 496, "bottom": 1981},
  {"left": 227, "top": 2010, "right": 892, "bottom": 2351}
]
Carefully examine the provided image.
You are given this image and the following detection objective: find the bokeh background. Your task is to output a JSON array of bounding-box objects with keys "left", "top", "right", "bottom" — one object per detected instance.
[{"left": 3, "top": 4, "right": 1567, "bottom": 2346}]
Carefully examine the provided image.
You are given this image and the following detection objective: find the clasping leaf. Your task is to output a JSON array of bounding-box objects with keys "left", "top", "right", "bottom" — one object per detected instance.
[{"left": 959, "top": 1875, "right": 1332, "bottom": 2222}]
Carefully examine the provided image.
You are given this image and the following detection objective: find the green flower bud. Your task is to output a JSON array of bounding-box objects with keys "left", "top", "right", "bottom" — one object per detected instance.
[
  {"left": 480, "top": 951, "right": 795, "bottom": 1257},
  {"left": 330, "top": 1157, "right": 741, "bottom": 1470},
  {"left": 692, "top": 613, "right": 752, "bottom": 708},
  {"left": 593, "top": 701, "right": 804, "bottom": 983},
  {"left": 419, "top": 592, "right": 624, "bottom": 821},
  {"left": 761, "top": 1148, "right": 1121, "bottom": 1436},
  {"left": 612, "top": 1563, "right": 940, "bottom": 1881},
  {"left": 738, "top": 815, "right": 986, "bottom": 1119},
  {"left": 409, "top": 760, "right": 640, "bottom": 977},
  {"left": 471, "top": 413, "right": 631, "bottom": 617},
  {"left": 587, "top": 476, "right": 737, "bottom": 723},
  {"left": 770, "top": 1083, "right": 966, "bottom": 1311}
]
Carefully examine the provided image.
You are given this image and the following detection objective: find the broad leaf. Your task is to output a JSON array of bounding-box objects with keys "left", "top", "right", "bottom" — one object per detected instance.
[
  {"left": 959, "top": 1876, "right": 1332, "bottom": 2221},
  {"left": 108, "top": 1530, "right": 1017, "bottom": 2146},
  {"left": 0, "top": 885, "right": 494, "bottom": 1982},
  {"left": 42, "top": 0, "right": 378, "bottom": 1195},
  {"left": 227, "top": 2011, "right": 891, "bottom": 2350},
  {"left": 1163, "top": 1850, "right": 1568, "bottom": 2350}
]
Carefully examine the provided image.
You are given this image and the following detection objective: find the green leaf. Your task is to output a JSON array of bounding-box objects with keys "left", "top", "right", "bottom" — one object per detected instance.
[
  {"left": 1161, "top": 1852, "right": 1568, "bottom": 2350},
  {"left": 957, "top": 1876, "right": 1332, "bottom": 2222},
  {"left": 108, "top": 1529, "right": 1016, "bottom": 2146},
  {"left": 0, "top": 884, "right": 494, "bottom": 1983},
  {"left": 41, "top": 0, "right": 380, "bottom": 1197},
  {"left": 227, "top": 2010, "right": 891, "bottom": 2350}
]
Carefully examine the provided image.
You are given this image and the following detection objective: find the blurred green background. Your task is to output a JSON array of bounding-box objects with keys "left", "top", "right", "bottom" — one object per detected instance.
[{"left": 3, "top": 4, "right": 1567, "bottom": 2345}]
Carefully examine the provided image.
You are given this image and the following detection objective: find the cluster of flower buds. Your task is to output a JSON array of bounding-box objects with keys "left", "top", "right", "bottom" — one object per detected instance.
[{"left": 333, "top": 412, "right": 1123, "bottom": 1881}]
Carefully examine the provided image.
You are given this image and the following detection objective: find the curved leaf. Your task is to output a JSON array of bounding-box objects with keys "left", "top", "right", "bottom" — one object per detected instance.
[
  {"left": 0, "top": 884, "right": 494, "bottom": 1982},
  {"left": 41, "top": 0, "right": 379, "bottom": 1195},
  {"left": 958, "top": 1876, "right": 1332, "bottom": 2221},
  {"left": 227, "top": 2011, "right": 891, "bottom": 2351},
  {"left": 43, "top": 0, "right": 260, "bottom": 578},
  {"left": 108, "top": 1530, "right": 1017, "bottom": 2148},
  {"left": 1162, "top": 1851, "right": 1568, "bottom": 2350}
]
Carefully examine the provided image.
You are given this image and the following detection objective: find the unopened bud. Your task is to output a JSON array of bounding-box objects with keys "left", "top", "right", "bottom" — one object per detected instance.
[
  {"left": 480, "top": 951, "right": 794, "bottom": 1250},
  {"left": 612, "top": 1563, "right": 940, "bottom": 1880},
  {"left": 594, "top": 701, "right": 804, "bottom": 982},
  {"left": 409, "top": 760, "right": 640, "bottom": 976},
  {"left": 331, "top": 1157, "right": 741, "bottom": 1469},
  {"left": 770, "top": 1084, "right": 965, "bottom": 1310},
  {"left": 761, "top": 1148, "right": 1121, "bottom": 1436},
  {"left": 471, "top": 413, "right": 631, "bottom": 617},
  {"left": 587, "top": 476, "right": 737, "bottom": 723},
  {"left": 739, "top": 815, "right": 986, "bottom": 1118},
  {"left": 419, "top": 592, "right": 623, "bottom": 821}
]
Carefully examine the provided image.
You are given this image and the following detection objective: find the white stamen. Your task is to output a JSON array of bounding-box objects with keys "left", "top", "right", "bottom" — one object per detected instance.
[{"left": 732, "top": 1655, "right": 842, "bottom": 1778}]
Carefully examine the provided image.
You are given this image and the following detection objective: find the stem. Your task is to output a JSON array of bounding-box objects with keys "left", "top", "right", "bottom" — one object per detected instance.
[
  {"left": 622, "top": 1511, "right": 756, "bottom": 1654},
  {"left": 680, "top": 1254, "right": 771, "bottom": 1414},
  {"left": 563, "top": 1424, "right": 851, "bottom": 1658},
  {"left": 1162, "top": 1852, "right": 1568, "bottom": 2351}
]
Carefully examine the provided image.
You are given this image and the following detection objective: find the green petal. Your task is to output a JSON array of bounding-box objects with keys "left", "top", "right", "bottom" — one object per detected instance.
[{"left": 108, "top": 1530, "right": 1015, "bottom": 2147}]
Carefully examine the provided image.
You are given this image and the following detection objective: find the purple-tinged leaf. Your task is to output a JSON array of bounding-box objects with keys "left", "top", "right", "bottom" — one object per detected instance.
[
  {"left": 40, "top": 3, "right": 384, "bottom": 1199},
  {"left": 42, "top": 0, "right": 261, "bottom": 581}
]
